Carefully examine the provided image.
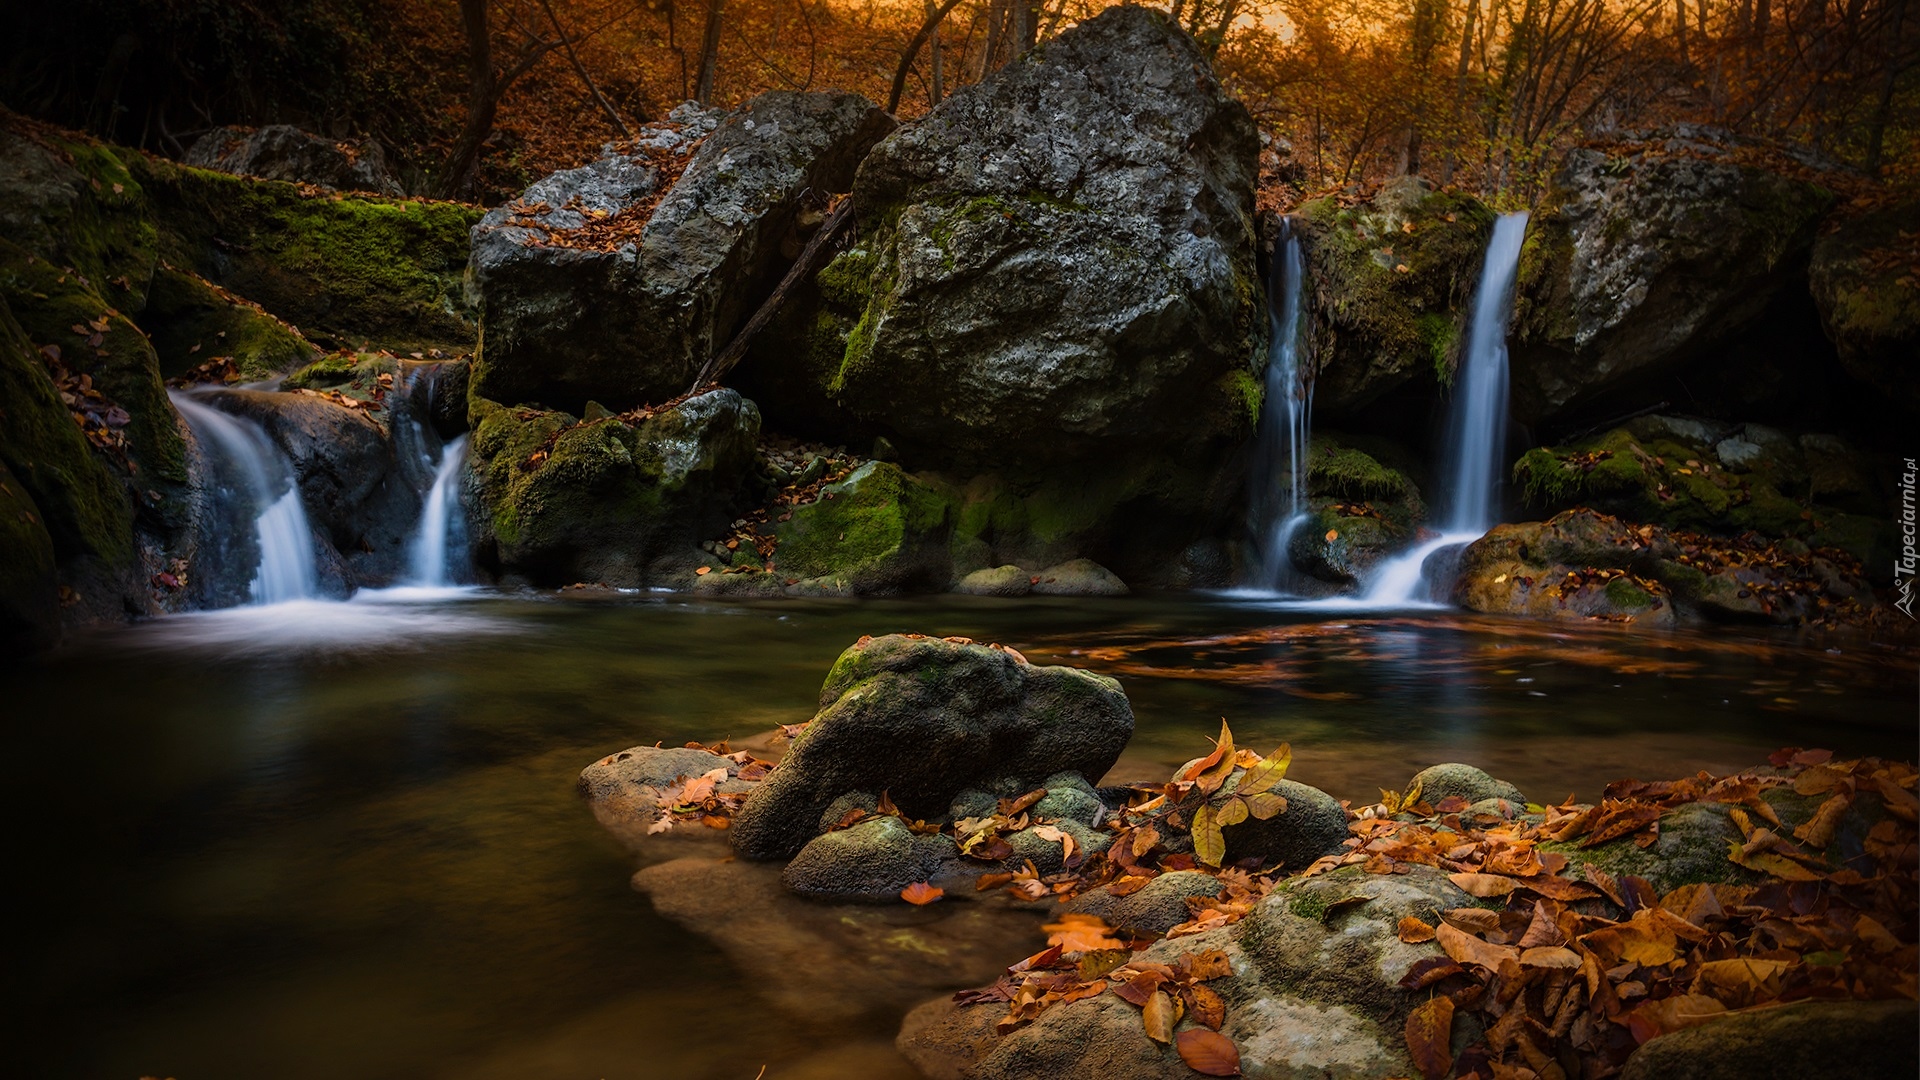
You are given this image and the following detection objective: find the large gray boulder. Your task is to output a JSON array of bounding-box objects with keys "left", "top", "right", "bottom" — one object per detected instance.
[
  {"left": 1512, "top": 129, "right": 1836, "bottom": 423},
  {"left": 752, "top": 5, "right": 1262, "bottom": 475},
  {"left": 469, "top": 94, "right": 894, "bottom": 412},
  {"left": 468, "top": 387, "right": 761, "bottom": 587},
  {"left": 185, "top": 125, "right": 406, "bottom": 197},
  {"left": 730, "top": 634, "right": 1134, "bottom": 861}
]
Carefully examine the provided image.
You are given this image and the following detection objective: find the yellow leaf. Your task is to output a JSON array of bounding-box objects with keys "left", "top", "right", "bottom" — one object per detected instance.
[
  {"left": 1141, "top": 989, "right": 1181, "bottom": 1045},
  {"left": 1192, "top": 802, "right": 1226, "bottom": 867},
  {"left": 1237, "top": 743, "right": 1293, "bottom": 796}
]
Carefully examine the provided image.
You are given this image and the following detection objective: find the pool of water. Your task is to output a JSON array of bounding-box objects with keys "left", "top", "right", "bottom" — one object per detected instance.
[{"left": 7, "top": 591, "right": 1915, "bottom": 1079}]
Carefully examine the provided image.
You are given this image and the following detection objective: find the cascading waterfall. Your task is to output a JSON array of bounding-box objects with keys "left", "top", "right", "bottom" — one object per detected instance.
[
  {"left": 1247, "top": 216, "right": 1313, "bottom": 593},
  {"left": 406, "top": 434, "right": 470, "bottom": 587},
  {"left": 171, "top": 392, "right": 319, "bottom": 605},
  {"left": 1357, "top": 211, "right": 1530, "bottom": 605}
]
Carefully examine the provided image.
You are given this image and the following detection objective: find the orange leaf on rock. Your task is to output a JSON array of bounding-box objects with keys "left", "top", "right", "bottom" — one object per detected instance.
[
  {"left": 1437, "top": 921, "right": 1519, "bottom": 972},
  {"left": 1175, "top": 1028, "right": 1242, "bottom": 1076},
  {"left": 1042, "top": 913, "right": 1124, "bottom": 953},
  {"left": 1398, "top": 916, "right": 1437, "bottom": 943},
  {"left": 1449, "top": 872, "right": 1519, "bottom": 897},
  {"left": 1519, "top": 946, "right": 1581, "bottom": 969},
  {"left": 1624, "top": 993, "right": 1726, "bottom": 1044},
  {"left": 1183, "top": 981, "right": 1227, "bottom": 1030},
  {"left": 1404, "top": 995, "right": 1455, "bottom": 1080},
  {"left": 1141, "top": 989, "right": 1181, "bottom": 1044},
  {"left": 900, "top": 882, "right": 944, "bottom": 905}
]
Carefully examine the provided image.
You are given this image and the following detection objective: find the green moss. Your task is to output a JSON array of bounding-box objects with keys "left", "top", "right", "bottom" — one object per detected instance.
[
  {"left": 1287, "top": 891, "right": 1332, "bottom": 922},
  {"left": 1308, "top": 443, "right": 1413, "bottom": 501},
  {"left": 285, "top": 352, "right": 362, "bottom": 389},
  {"left": 815, "top": 248, "right": 877, "bottom": 309},
  {"left": 1224, "top": 367, "right": 1263, "bottom": 429},
  {"left": 143, "top": 264, "right": 319, "bottom": 379},
  {"left": 774, "top": 461, "right": 952, "bottom": 588},
  {"left": 1419, "top": 312, "right": 1459, "bottom": 385},
  {"left": 1603, "top": 575, "right": 1657, "bottom": 610},
  {"left": 119, "top": 150, "right": 481, "bottom": 348}
]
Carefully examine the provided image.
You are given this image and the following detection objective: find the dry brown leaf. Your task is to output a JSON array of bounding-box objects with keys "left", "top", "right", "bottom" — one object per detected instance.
[
  {"left": 1175, "top": 1028, "right": 1242, "bottom": 1076},
  {"left": 1398, "top": 916, "right": 1437, "bottom": 943},
  {"left": 1141, "top": 989, "right": 1181, "bottom": 1045},
  {"left": 1404, "top": 994, "right": 1455, "bottom": 1080}
]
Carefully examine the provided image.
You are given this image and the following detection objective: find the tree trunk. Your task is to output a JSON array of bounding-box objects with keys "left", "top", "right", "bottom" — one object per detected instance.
[
  {"left": 434, "top": 0, "right": 499, "bottom": 200},
  {"left": 1864, "top": 0, "right": 1910, "bottom": 173},
  {"left": 889, "top": 0, "right": 969, "bottom": 113},
  {"left": 927, "top": 0, "right": 943, "bottom": 105},
  {"left": 1675, "top": 0, "right": 1690, "bottom": 63},
  {"left": 695, "top": 0, "right": 725, "bottom": 104},
  {"left": 539, "top": 0, "right": 632, "bottom": 137}
]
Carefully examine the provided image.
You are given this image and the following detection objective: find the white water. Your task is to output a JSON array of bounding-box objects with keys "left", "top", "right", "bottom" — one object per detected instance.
[
  {"left": 406, "top": 434, "right": 469, "bottom": 587},
  {"left": 172, "top": 392, "right": 320, "bottom": 605},
  {"left": 1247, "top": 217, "right": 1313, "bottom": 593}
]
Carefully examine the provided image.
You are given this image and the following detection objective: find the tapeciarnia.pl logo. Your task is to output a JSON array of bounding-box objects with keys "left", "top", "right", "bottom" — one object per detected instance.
[{"left": 1897, "top": 456, "right": 1916, "bottom": 619}]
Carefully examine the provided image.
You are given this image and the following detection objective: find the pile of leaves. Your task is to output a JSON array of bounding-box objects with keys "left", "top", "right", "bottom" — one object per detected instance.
[
  {"left": 37, "top": 343, "right": 132, "bottom": 468},
  {"left": 936, "top": 725, "right": 1916, "bottom": 1079},
  {"left": 1661, "top": 525, "right": 1877, "bottom": 628},
  {"left": 642, "top": 740, "right": 774, "bottom": 835},
  {"left": 166, "top": 356, "right": 242, "bottom": 387},
  {"left": 507, "top": 132, "right": 706, "bottom": 253}
]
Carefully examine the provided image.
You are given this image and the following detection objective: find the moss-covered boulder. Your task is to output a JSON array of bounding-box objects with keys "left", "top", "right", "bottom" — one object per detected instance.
[
  {"left": 771, "top": 460, "right": 952, "bottom": 594},
  {"left": 746, "top": 8, "right": 1261, "bottom": 515},
  {"left": 142, "top": 264, "right": 319, "bottom": 380},
  {"left": 1284, "top": 436, "right": 1427, "bottom": 587},
  {"left": 470, "top": 388, "right": 760, "bottom": 586},
  {"left": 1511, "top": 132, "right": 1835, "bottom": 423},
  {"left": 731, "top": 634, "right": 1134, "bottom": 861},
  {"left": 1618, "top": 999, "right": 1917, "bottom": 1080},
  {"left": 1510, "top": 418, "right": 1888, "bottom": 574},
  {"left": 1294, "top": 178, "right": 1497, "bottom": 416},
  {"left": 1452, "top": 509, "right": 1680, "bottom": 627},
  {"left": 1808, "top": 200, "right": 1920, "bottom": 416},
  {"left": 468, "top": 93, "right": 893, "bottom": 413}
]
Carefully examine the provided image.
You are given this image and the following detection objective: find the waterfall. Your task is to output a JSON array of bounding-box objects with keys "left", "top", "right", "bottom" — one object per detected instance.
[
  {"left": 406, "top": 434, "right": 469, "bottom": 587},
  {"left": 1438, "top": 211, "right": 1529, "bottom": 533},
  {"left": 1355, "top": 211, "right": 1530, "bottom": 606},
  {"left": 172, "top": 392, "right": 319, "bottom": 605},
  {"left": 1247, "top": 217, "right": 1313, "bottom": 593}
]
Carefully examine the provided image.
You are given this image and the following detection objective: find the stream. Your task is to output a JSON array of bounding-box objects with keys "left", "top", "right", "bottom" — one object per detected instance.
[{"left": 6, "top": 592, "right": 1915, "bottom": 1079}]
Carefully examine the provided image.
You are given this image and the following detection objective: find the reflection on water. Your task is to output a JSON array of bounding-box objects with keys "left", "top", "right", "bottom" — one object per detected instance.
[{"left": 5, "top": 592, "right": 1914, "bottom": 1079}]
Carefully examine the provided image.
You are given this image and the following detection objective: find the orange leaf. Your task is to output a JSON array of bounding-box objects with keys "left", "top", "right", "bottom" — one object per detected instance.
[
  {"left": 1625, "top": 993, "right": 1726, "bottom": 1044},
  {"left": 1176, "top": 1028, "right": 1242, "bottom": 1076},
  {"left": 1519, "top": 946, "right": 1581, "bottom": 969},
  {"left": 900, "top": 882, "right": 944, "bottom": 905},
  {"left": 1183, "top": 981, "right": 1227, "bottom": 1030},
  {"left": 1398, "top": 916, "right": 1437, "bottom": 943},
  {"left": 1436, "top": 921, "right": 1519, "bottom": 973},
  {"left": 1448, "top": 872, "right": 1519, "bottom": 897},
  {"left": 1141, "top": 989, "right": 1180, "bottom": 1044},
  {"left": 1404, "top": 995, "right": 1454, "bottom": 1080},
  {"left": 1042, "top": 913, "right": 1125, "bottom": 953}
]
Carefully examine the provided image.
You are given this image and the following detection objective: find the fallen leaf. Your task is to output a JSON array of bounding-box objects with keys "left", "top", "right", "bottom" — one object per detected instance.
[
  {"left": 1437, "top": 921, "right": 1519, "bottom": 972},
  {"left": 1042, "top": 913, "right": 1123, "bottom": 952},
  {"left": 900, "top": 882, "right": 944, "bottom": 905},
  {"left": 1404, "top": 994, "right": 1454, "bottom": 1080},
  {"left": 1624, "top": 993, "right": 1726, "bottom": 1044},
  {"left": 1398, "top": 916, "right": 1437, "bottom": 943},
  {"left": 1449, "top": 872, "right": 1519, "bottom": 897},
  {"left": 1175, "top": 1028, "right": 1242, "bottom": 1076},
  {"left": 1183, "top": 981, "right": 1227, "bottom": 1030},
  {"left": 1141, "top": 989, "right": 1180, "bottom": 1044},
  {"left": 1519, "top": 946, "right": 1581, "bottom": 969}
]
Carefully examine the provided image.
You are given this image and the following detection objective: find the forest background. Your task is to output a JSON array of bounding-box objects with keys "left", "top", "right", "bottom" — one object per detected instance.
[{"left": 3, "top": 0, "right": 1913, "bottom": 208}]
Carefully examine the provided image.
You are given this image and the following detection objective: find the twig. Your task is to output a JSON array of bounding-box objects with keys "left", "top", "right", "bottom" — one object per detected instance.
[
  {"left": 537, "top": 0, "right": 633, "bottom": 137},
  {"left": 689, "top": 198, "right": 854, "bottom": 393}
]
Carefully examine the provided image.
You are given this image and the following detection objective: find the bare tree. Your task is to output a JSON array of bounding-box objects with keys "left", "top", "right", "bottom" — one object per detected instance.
[
  {"left": 695, "top": 0, "right": 725, "bottom": 103},
  {"left": 433, "top": 0, "right": 559, "bottom": 199},
  {"left": 889, "top": 0, "right": 970, "bottom": 112}
]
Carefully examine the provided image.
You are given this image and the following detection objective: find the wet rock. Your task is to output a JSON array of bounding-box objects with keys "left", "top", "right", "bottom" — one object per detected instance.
[
  {"left": 185, "top": 124, "right": 405, "bottom": 196},
  {"left": 1030, "top": 772, "right": 1109, "bottom": 828},
  {"left": 469, "top": 93, "right": 894, "bottom": 412},
  {"left": 1063, "top": 870, "right": 1227, "bottom": 936},
  {"left": 1029, "top": 559, "right": 1128, "bottom": 597},
  {"left": 1549, "top": 800, "right": 1749, "bottom": 894},
  {"left": 902, "top": 865, "right": 1472, "bottom": 1080},
  {"left": 578, "top": 745, "right": 755, "bottom": 852},
  {"left": 730, "top": 634, "right": 1133, "bottom": 861},
  {"left": 783, "top": 816, "right": 967, "bottom": 902},
  {"left": 953, "top": 565, "right": 1032, "bottom": 597},
  {"left": 1005, "top": 819, "right": 1111, "bottom": 875},
  {"left": 1284, "top": 436, "right": 1426, "bottom": 589},
  {"left": 196, "top": 387, "right": 416, "bottom": 586},
  {"left": 773, "top": 461, "right": 953, "bottom": 594},
  {"left": 1219, "top": 777, "right": 1352, "bottom": 869},
  {"left": 1809, "top": 200, "right": 1920, "bottom": 416},
  {"left": 1452, "top": 510, "right": 1679, "bottom": 627},
  {"left": 141, "top": 265, "right": 320, "bottom": 381},
  {"left": 1511, "top": 131, "right": 1835, "bottom": 423},
  {"left": 1409, "top": 763, "right": 1527, "bottom": 806},
  {"left": 1295, "top": 178, "right": 1497, "bottom": 416},
  {"left": 469, "top": 388, "right": 761, "bottom": 587},
  {"left": 1618, "top": 999, "right": 1917, "bottom": 1080}
]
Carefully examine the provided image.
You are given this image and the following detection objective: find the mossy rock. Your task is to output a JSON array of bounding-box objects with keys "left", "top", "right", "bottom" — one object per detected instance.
[
  {"left": 1545, "top": 801, "right": 1758, "bottom": 894},
  {"left": 469, "top": 389, "right": 761, "bottom": 586},
  {"left": 284, "top": 351, "right": 364, "bottom": 390},
  {"left": 1809, "top": 200, "right": 1920, "bottom": 415},
  {"left": 1451, "top": 510, "right": 1680, "bottom": 628},
  {"left": 0, "top": 120, "right": 160, "bottom": 312},
  {"left": 1295, "top": 178, "right": 1497, "bottom": 415},
  {"left": 142, "top": 264, "right": 320, "bottom": 380},
  {"left": 773, "top": 461, "right": 953, "bottom": 594},
  {"left": 0, "top": 458, "right": 61, "bottom": 650},
  {"left": 118, "top": 149, "right": 480, "bottom": 350}
]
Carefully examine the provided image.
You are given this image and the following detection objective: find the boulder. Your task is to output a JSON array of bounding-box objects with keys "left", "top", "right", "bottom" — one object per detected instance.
[
  {"left": 954, "top": 565, "right": 1032, "bottom": 597},
  {"left": 469, "top": 388, "right": 761, "bottom": 587},
  {"left": 0, "top": 458, "right": 61, "bottom": 651},
  {"left": 782, "top": 816, "right": 967, "bottom": 902},
  {"left": 1809, "top": 201, "right": 1920, "bottom": 416},
  {"left": 1618, "top": 999, "right": 1916, "bottom": 1080},
  {"left": 743, "top": 7, "right": 1260, "bottom": 579},
  {"left": 184, "top": 124, "right": 406, "bottom": 197},
  {"left": 730, "top": 634, "right": 1134, "bottom": 861},
  {"left": 469, "top": 94, "right": 894, "bottom": 412},
  {"left": 141, "top": 264, "right": 320, "bottom": 381},
  {"left": 1294, "top": 178, "right": 1498, "bottom": 416},
  {"left": 196, "top": 388, "right": 417, "bottom": 585},
  {"left": 1452, "top": 510, "right": 1680, "bottom": 627},
  {"left": 1062, "top": 870, "right": 1227, "bottom": 936},
  {"left": 1282, "top": 436, "right": 1426, "bottom": 589},
  {"left": 1511, "top": 130, "right": 1835, "bottom": 423},
  {"left": 901, "top": 865, "right": 1473, "bottom": 1080},
  {"left": 771, "top": 461, "right": 953, "bottom": 594},
  {"left": 1547, "top": 800, "right": 1750, "bottom": 894},
  {"left": 578, "top": 745, "right": 756, "bottom": 852},
  {"left": 1217, "top": 776, "right": 1352, "bottom": 869},
  {"left": 1029, "top": 558, "right": 1128, "bottom": 596},
  {"left": 1408, "top": 763, "right": 1526, "bottom": 806}
]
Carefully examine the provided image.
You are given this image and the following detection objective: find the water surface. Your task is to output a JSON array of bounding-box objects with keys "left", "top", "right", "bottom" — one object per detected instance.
[{"left": 8, "top": 592, "right": 1914, "bottom": 1079}]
